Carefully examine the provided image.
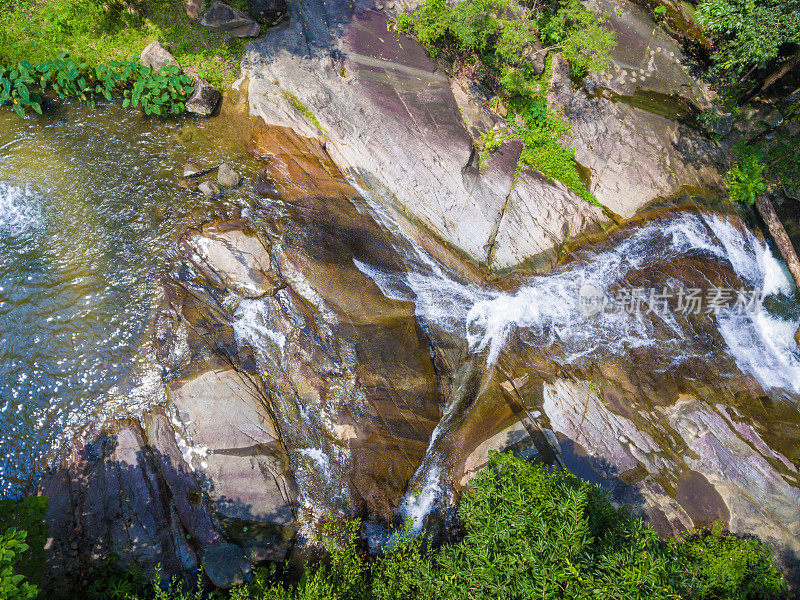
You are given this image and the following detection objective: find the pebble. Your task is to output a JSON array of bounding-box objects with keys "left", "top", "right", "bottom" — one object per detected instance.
[
  {"left": 217, "top": 163, "right": 241, "bottom": 187},
  {"left": 198, "top": 181, "right": 221, "bottom": 199},
  {"left": 386, "top": 1, "right": 394, "bottom": 7},
  {"left": 183, "top": 163, "right": 203, "bottom": 178},
  {"left": 375, "top": 2, "right": 383, "bottom": 8}
]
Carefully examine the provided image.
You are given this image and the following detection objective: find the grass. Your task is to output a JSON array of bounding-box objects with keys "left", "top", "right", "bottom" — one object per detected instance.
[
  {"left": 282, "top": 90, "right": 327, "bottom": 139},
  {"left": 0, "top": 0, "right": 247, "bottom": 88}
]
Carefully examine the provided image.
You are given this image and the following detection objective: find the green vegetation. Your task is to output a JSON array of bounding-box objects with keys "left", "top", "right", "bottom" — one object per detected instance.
[
  {"left": 725, "top": 153, "right": 767, "bottom": 205},
  {"left": 695, "top": 0, "right": 799, "bottom": 92},
  {"left": 670, "top": 521, "right": 787, "bottom": 600},
  {"left": 0, "top": 528, "right": 37, "bottom": 600},
  {"left": 396, "top": 0, "right": 615, "bottom": 204},
  {"left": 0, "top": 0, "right": 245, "bottom": 88},
  {"left": 282, "top": 91, "right": 328, "bottom": 139},
  {"left": 15, "top": 453, "right": 776, "bottom": 600},
  {"left": 0, "top": 497, "right": 48, "bottom": 600},
  {"left": 0, "top": 56, "right": 193, "bottom": 116}
]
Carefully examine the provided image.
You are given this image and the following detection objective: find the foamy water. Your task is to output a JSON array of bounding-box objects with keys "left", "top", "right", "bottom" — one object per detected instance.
[
  {"left": 0, "top": 183, "right": 41, "bottom": 235},
  {"left": 349, "top": 194, "right": 800, "bottom": 532}
]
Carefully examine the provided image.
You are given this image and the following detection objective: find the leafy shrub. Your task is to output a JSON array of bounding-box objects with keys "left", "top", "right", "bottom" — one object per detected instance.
[
  {"left": 0, "top": 54, "right": 193, "bottom": 116},
  {"left": 26, "top": 454, "right": 785, "bottom": 600},
  {"left": 123, "top": 64, "right": 194, "bottom": 115},
  {"left": 396, "top": 0, "right": 613, "bottom": 204},
  {"left": 724, "top": 154, "right": 767, "bottom": 204},
  {"left": 670, "top": 521, "right": 786, "bottom": 600},
  {"left": 82, "top": 554, "right": 148, "bottom": 600},
  {"left": 0, "top": 528, "right": 38, "bottom": 600},
  {"left": 0, "top": 498, "right": 48, "bottom": 588},
  {"left": 696, "top": 0, "right": 800, "bottom": 90}
]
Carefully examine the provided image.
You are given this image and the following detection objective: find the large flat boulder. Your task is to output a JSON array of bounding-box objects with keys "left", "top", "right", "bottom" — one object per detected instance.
[{"left": 242, "top": 2, "right": 604, "bottom": 268}]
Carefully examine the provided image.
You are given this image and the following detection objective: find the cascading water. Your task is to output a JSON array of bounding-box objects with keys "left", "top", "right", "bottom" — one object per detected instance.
[{"left": 350, "top": 191, "right": 800, "bottom": 532}]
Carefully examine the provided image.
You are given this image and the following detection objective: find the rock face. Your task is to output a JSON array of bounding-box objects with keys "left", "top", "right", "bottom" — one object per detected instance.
[
  {"left": 202, "top": 1, "right": 261, "bottom": 37},
  {"left": 242, "top": 3, "right": 605, "bottom": 269},
  {"left": 247, "top": 0, "right": 287, "bottom": 24},
  {"left": 241, "top": 0, "right": 729, "bottom": 268},
  {"left": 154, "top": 127, "right": 444, "bottom": 528},
  {"left": 140, "top": 41, "right": 180, "bottom": 71}
]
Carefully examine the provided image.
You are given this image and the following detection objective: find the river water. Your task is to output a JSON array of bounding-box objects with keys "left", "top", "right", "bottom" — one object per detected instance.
[{"left": 0, "top": 98, "right": 259, "bottom": 496}]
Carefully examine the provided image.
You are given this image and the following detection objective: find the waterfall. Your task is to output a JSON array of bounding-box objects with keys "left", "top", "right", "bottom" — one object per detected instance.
[{"left": 349, "top": 190, "right": 800, "bottom": 532}]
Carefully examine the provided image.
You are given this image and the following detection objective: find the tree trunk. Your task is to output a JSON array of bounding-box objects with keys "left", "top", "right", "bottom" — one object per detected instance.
[
  {"left": 743, "top": 52, "right": 800, "bottom": 103},
  {"left": 753, "top": 194, "right": 800, "bottom": 348}
]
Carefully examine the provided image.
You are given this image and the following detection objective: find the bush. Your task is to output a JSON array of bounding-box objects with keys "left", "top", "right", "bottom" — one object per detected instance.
[
  {"left": 396, "top": 0, "right": 613, "bottom": 204},
  {"left": 0, "top": 55, "right": 193, "bottom": 116},
  {"left": 12, "top": 455, "right": 786, "bottom": 600},
  {"left": 724, "top": 154, "right": 767, "bottom": 205},
  {"left": 671, "top": 521, "right": 786, "bottom": 600},
  {"left": 0, "top": 528, "right": 38, "bottom": 600},
  {"left": 696, "top": 0, "right": 800, "bottom": 90},
  {"left": 142, "top": 453, "right": 784, "bottom": 600}
]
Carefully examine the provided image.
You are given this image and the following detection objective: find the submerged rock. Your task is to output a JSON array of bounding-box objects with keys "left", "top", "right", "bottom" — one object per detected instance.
[
  {"left": 198, "top": 180, "right": 221, "bottom": 198},
  {"left": 217, "top": 163, "right": 241, "bottom": 187}
]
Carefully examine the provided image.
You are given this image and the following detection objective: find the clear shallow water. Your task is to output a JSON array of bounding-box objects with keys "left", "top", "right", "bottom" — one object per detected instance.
[{"left": 0, "top": 98, "right": 258, "bottom": 496}]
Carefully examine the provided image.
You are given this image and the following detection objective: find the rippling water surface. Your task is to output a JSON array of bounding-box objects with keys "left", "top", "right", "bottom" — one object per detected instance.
[{"left": 0, "top": 98, "right": 257, "bottom": 496}]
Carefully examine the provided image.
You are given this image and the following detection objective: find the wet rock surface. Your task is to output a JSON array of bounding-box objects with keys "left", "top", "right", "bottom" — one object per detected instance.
[{"left": 242, "top": 2, "right": 605, "bottom": 269}]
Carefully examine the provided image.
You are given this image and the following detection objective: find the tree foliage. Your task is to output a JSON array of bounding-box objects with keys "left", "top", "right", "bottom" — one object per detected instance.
[{"left": 696, "top": 0, "right": 800, "bottom": 88}]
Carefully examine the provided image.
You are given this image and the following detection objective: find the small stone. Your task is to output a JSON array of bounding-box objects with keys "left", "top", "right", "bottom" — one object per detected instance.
[
  {"left": 140, "top": 41, "right": 180, "bottom": 71},
  {"left": 387, "top": 1, "right": 395, "bottom": 8},
  {"left": 183, "top": 163, "right": 203, "bottom": 178},
  {"left": 217, "top": 163, "right": 241, "bottom": 187},
  {"left": 198, "top": 181, "right": 221, "bottom": 198},
  {"left": 375, "top": 2, "right": 383, "bottom": 8},
  {"left": 764, "top": 109, "right": 783, "bottom": 128},
  {"left": 178, "top": 179, "right": 198, "bottom": 191}
]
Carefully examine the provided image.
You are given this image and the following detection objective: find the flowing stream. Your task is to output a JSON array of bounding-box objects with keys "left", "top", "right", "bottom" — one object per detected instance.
[
  {"left": 0, "top": 99, "right": 259, "bottom": 496},
  {"left": 348, "top": 190, "right": 800, "bottom": 529}
]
